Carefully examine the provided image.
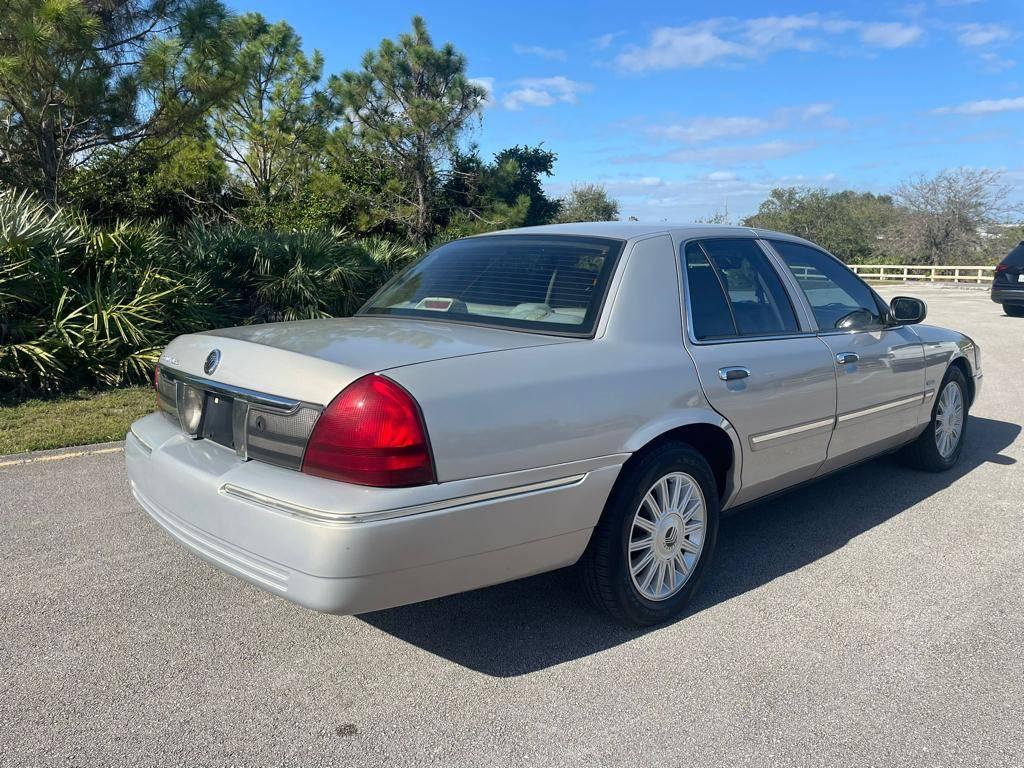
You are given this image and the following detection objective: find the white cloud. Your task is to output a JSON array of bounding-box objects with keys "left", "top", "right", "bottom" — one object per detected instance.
[
  {"left": 933, "top": 96, "right": 1024, "bottom": 115},
  {"left": 743, "top": 15, "right": 821, "bottom": 51},
  {"left": 665, "top": 141, "right": 814, "bottom": 165},
  {"left": 502, "top": 76, "right": 593, "bottom": 110},
  {"left": 956, "top": 23, "right": 1012, "bottom": 47},
  {"left": 858, "top": 22, "right": 922, "bottom": 48},
  {"left": 615, "top": 21, "right": 741, "bottom": 71},
  {"left": 513, "top": 44, "right": 568, "bottom": 61},
  {"left": 653, "top": 115, "right": 774, "bottom": 143},
  {"left": 591, "top": 32, "right": 623, "bottom": 50},
  {"left": 979, "top": 51, "right": 1016, "bottom": 72},
  {"left": 649, "top": 103, "right": 838, "bottom": 144},
  {"left": 613, "top": 15, "right": 922, "bottom": 72}
]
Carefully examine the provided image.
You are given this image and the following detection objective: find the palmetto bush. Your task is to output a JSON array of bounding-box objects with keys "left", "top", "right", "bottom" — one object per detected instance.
[
  {"left": 1, "top": 190, "right": 423, "bottom": 400},
  {"left": 0, "top": 190, "right": 226, "bottom": 397}
]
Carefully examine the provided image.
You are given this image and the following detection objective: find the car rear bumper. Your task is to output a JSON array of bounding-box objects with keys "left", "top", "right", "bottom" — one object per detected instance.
[
  {"left": 125, "top": 412, "right": 623, "bottom": 614},
  {"left": 990, "top": 285, "right": 1024, "bottom": 305}
]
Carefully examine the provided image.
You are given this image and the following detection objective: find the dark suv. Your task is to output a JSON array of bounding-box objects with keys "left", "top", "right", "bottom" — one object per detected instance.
[{"left": 991, "top": 241, "right": 1024, "bottom": 317}]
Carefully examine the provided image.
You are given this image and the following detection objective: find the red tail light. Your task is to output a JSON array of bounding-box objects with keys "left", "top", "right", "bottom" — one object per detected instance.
[
  {"left": 302, "top": 374, "right": 435, "bottom": 487},
  {"left": 995, "top": 263, "right": 1008, "bottom": 272},
  {"left": 153, "top": 363, "right": 161, "bottom": 409}
]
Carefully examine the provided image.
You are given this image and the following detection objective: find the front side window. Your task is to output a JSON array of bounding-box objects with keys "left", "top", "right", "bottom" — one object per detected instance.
[
  {"left": 683, "top": 238, "right": 800, "bottom": 340},
  {"left": 360, "top": 235, "right": 624, "bottom": 336},
  {"left": 770, "top": 240, "right": 884, "bottom": 331}
]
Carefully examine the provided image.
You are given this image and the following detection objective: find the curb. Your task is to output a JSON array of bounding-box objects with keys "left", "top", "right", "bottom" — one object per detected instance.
[{"left": 0, "top": 440, "right": 125, "bottom": 468}]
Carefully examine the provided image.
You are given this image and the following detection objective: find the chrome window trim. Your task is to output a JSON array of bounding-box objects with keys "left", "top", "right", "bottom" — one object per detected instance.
[
  {"left": 219, "top": 473, "right": 589, "bottom": 525},
  {"left": 676, "top": 235, "right": 820, "bottom": 347}
]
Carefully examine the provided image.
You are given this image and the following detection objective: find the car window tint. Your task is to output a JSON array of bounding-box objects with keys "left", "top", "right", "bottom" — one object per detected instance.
[
  {"left": 683, "top": 242, "right": 737, "bottom": 339},
  {"left": 1002, "top": 241, "right": 1024, "bottom": 267},
  {"left": 770, "top": 240, "right": 883, "bottom": 330},
  {"left": 361, "top": 235, "right": 624, "bottom": 335},
  {"left": 698, "top": 239, "right": 800, "bottom": 337}
]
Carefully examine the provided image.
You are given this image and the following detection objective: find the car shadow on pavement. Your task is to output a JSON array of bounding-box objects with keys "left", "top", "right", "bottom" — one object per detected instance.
[{"left": 358, "top": 415, "right": 1019, "bottom": 677}]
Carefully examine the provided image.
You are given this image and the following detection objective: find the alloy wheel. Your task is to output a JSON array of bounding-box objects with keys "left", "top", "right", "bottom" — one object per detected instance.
[
  {"left": 628, "top": 472, "right": 707, "bottom": 601},
  {"left": 934, "top": 381, "right": 965, "bottom": 458}
]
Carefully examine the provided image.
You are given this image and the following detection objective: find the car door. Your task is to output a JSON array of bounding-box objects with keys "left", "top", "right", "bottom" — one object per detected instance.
[
  {"left": 766, "top": 239, "right": 927, "bottom": 473},
  {"left": 680, "top": 238, "right": 838, "bottom": 506}
]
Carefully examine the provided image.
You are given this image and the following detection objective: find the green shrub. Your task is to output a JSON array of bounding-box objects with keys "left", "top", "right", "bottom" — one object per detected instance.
[{"left": 1, "top": 190, "right": 423, "bottom": 401}]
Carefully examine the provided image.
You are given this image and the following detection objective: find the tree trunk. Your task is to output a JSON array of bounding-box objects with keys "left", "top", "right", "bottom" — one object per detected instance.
[
  {"left": 36, "top": 117, "right": 60, "bottom": 205},
  {"left": 413, "top": 165, "right": 429, "bottom": 245}
]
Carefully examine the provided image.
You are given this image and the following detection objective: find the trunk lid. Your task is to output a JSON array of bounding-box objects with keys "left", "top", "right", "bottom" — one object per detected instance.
[{"left": 160, "top": 316, "right": 575, "bottom": 405}]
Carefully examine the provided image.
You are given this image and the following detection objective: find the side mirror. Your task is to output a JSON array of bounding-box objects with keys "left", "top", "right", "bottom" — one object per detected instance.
[{"left": 890, "top": 296, "right": 927, "bottom": 325}]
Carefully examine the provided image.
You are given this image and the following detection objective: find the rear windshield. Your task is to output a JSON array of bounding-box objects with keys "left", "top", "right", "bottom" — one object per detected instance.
[
  {"left": 1002, "top": 241, "right": 1024, "bottom": 267},
  {"left": 360, "top": 235, "right": 625, "bottom": 336}
]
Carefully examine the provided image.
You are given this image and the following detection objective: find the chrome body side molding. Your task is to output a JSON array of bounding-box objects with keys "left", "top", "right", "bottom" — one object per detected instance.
[{"left": 220, "top": 473, "right": 589, "bottom": 525}]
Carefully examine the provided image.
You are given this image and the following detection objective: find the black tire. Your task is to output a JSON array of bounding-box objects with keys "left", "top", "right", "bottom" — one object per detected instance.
[
  {"left": 901, "top": 366, "right": 969, "bottom": 472},
  {"left": 1005, "top": 304, "right": 1024, "bottom": 317},
  {"left": 579, "top": 442, "right": 720, "bottom": 626}
]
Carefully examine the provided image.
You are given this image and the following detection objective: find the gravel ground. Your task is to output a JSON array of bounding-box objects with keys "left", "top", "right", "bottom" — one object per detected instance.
[{"left": 1, "top": 284, "right": 1022, "bottom": 767}]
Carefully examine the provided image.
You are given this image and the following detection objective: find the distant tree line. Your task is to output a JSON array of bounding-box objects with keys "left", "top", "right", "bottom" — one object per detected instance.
[{"left": 742, "top": 168, "right": 1022, "bottom": 266}]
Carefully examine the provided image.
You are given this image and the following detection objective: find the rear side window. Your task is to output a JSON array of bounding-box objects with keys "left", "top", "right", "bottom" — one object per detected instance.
[
  {"left": 770, "top": 240, "right": 884, "bottom": 330},
  {"left": 361, "top": 235, "right": 624, "bottom": 336},
  {"left": 684, "top": 242, "right": 738, "bottom": 339},
  {"left": 683, "top": 239, "right": 800, "bottom": 340},
  {"left": 1002, "top": 241, "right": 1024, "bottom": 267}
]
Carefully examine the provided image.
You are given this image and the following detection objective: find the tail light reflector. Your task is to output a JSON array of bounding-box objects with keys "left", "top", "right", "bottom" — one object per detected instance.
[{"left": 302, "top": 374, "right": 435, "bottom": 487}]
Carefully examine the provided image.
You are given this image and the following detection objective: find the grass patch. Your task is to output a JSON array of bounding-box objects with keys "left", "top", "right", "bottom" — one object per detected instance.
[{"left": 0, "top": 387, "right": 154, "bottom": 455}]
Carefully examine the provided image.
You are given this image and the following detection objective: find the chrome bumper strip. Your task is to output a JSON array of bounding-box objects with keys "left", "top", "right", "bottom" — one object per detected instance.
[
  {"left": 220, "top": 473, "right": 589, "bottom": 525},
  {"left": 128, "top": 428, "right": 153, "bottom": 455}
]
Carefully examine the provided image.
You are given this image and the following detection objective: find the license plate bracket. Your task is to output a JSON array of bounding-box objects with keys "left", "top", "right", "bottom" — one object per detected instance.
[{"left": 201, "top": 393, "right": 236, "bottom": 449}]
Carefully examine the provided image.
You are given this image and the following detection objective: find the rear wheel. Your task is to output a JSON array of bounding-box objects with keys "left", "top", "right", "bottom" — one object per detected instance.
[
  {"left": 901, "top": 366, "right": 968, "bottom": 472},
  {"left": 1004, "top": 304, "right": 1024, "bottom": 317},
  {"left": 579, "top": 442, "right": 720, "bottom": 626}
]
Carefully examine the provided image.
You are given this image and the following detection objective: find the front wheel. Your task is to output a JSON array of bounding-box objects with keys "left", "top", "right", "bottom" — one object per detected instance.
[
  {"left": 901, "top": 366, "right": 969, "bottom": 472},
  {"left": 579, "top": 442, "right": 720, "bottom": 626}
]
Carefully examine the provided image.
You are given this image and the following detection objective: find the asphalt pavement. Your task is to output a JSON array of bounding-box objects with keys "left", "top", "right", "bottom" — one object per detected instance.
[{"left": 1, "top": 283, "right": 1021, "bottom": 766}]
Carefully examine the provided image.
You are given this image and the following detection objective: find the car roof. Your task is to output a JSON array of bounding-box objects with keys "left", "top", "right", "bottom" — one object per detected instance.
[{"left": 479, "top": 221, "right": 818, "bottom": 247}]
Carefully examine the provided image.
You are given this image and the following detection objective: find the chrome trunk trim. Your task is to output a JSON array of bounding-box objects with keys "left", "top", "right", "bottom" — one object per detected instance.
[{"left": 160, "top": 367, "right": 306, "bottom": 413}]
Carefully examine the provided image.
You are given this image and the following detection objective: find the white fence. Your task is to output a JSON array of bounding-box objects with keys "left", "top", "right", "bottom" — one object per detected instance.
[{"left": 848, "top": 264, "right": 994, "bottom": 284}]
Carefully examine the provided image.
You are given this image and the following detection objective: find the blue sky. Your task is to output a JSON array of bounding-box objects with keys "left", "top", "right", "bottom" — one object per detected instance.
[{"left": 230, "top": 0, "right": 1022, "bottom": 221}]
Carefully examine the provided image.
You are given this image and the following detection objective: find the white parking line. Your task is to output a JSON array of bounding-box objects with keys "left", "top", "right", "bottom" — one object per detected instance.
[{"left": 0, "top": 446, "right": 123, "bottom": 469}]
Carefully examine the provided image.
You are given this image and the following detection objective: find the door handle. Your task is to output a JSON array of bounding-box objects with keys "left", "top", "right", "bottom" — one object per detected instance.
[
  {"left": 836, "top": 352, "right": 859, "bottom": 365},
  {"left": 718, "top": 366, "right": 750, "bottom": 381}
]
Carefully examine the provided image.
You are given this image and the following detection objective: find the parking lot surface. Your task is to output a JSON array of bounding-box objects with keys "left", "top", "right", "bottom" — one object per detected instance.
[{"left": 1, "top": 284, "right": 1022, "bottom": 767}]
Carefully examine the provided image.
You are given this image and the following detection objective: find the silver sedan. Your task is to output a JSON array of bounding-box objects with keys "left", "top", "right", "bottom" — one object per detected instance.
[{"left": 125, "top": 223, "right": 982, "bottom": 626}]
